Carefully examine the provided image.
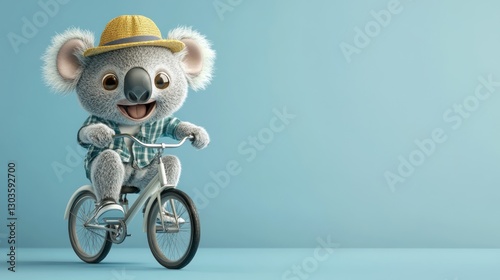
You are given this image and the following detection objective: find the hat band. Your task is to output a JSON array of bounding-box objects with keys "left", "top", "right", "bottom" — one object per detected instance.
[{"left": 103, "top": 35, "right": 162, "bottom": 46}]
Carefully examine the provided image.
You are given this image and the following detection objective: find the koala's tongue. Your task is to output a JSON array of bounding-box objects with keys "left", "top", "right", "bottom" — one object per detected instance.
[{"left": 126, "top": 104, "right": 147, "bottom": 119}]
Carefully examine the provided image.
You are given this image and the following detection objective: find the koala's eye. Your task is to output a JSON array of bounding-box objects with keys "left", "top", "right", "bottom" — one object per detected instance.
[
  {"left": 155, "top": 72, "right": 170, "bottom": 89},
  {"left": 102, "top": 73, "right": 118, "bottom": 91}
]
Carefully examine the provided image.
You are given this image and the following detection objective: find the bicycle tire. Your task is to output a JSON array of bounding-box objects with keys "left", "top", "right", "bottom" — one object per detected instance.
[
  {"left": 146, "top": 188, "right": 200, "bottom": 269},
  {"left": 68, "top": 191, "right": 112, "bottom": 263}
]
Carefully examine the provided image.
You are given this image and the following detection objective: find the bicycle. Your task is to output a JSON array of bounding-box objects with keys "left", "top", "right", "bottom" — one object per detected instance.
[{"left": 64, "top": 134, "right": 200, "bottom": 269}]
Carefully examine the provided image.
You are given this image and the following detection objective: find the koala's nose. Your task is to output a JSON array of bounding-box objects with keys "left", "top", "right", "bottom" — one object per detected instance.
[{"left": 124, "top": 67, "right": 152, "bottom": 104}]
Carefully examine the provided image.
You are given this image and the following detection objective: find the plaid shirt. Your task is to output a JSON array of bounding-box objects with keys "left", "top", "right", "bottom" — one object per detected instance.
[{"left": 78, "top": 115, "right": 181, "bottom": 179}]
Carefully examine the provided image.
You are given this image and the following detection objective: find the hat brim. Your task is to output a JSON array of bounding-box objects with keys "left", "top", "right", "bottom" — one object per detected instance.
[{"left": 83, "top": 39, "right": 185, "bottom": 57}]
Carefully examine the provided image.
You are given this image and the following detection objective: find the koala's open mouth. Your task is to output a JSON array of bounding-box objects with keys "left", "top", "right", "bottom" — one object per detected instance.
[{"left": 117, "top": 101, "right": 156, "bottom": 121}]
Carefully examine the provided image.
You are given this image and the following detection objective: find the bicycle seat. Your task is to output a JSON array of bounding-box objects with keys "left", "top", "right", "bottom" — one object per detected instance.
[{"left": 121, "top": 186, "right": 140, "bottom": 194}]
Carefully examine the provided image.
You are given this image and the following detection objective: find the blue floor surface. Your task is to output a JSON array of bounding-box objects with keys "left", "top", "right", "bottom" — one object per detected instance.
[{"left": 0, "top": 248, "right": 499, "bottom": 280}]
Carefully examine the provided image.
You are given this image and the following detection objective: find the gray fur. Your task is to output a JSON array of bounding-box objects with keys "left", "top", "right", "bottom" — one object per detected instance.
[
  {"left": 90, "top": 150, "right": 124, "bottom": 202},
  {"left": 90, "top": 154, "right": 181, "bottom": 201},
  {"left": 168, "top": 27, "right": 216, "bottom": 91},
  {"left": 175, "top": 121, "right": 210, "bottom": 149},
  {"left": 76, "top": 47, "right": 189, "bottom": 126},
  {"left": 78, "top": 123, "right": 115, "bottom": 148},
  {"left": 42, "top": 28, "right": 94, "bottom": 93},
  {"left": 43, "top": 22, "right": 215, "bottom": 206},
  {"left": 123, "top": 155, "right": 181, "bottom": 188}
]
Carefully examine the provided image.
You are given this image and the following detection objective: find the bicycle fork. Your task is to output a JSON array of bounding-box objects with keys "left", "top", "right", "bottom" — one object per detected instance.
[{"left": 157, "top": 154, "right": 181, "bottom": 232}]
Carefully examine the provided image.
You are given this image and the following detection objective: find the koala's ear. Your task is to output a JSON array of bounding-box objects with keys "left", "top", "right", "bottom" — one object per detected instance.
[
  {"left": 168, "top": 27, "right": 216, "bottom": 91},
  {"left": 42, "top": 28, "right": 94, "bottom": 94}
]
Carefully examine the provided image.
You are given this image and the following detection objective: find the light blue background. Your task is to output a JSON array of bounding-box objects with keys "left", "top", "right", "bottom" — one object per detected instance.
[{"left": 1, "top": 0, "right": 500, "bottom": 249}]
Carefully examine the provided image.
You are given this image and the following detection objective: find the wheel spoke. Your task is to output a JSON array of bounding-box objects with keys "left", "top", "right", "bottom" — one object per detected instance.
[
  {"left": 148, "top": 190, "right": 198, "bottom": 268},
  {"left": 69, "top": 192, "right": 110, "bottom": 262}
]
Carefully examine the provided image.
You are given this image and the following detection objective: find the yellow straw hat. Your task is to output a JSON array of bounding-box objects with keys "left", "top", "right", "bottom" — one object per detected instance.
[{"left": 84, "top": 15, "right": 185, "bottom": 57}]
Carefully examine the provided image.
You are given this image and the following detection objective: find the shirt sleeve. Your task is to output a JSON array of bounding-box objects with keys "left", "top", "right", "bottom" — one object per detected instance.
[
  {"left": 162, "top": 117, "right": 181, "bottom": 139},
  {"left": 77, "top": 116, "right": 104, "bottom": 148}
]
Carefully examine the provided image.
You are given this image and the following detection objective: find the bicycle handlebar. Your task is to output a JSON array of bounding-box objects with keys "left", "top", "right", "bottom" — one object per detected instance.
[{"left": 113, "top": 134, "right": 193, "bottom": 149}]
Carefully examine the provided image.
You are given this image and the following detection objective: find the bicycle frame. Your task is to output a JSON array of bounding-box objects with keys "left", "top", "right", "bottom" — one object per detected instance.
[
  {"left": 64, "top": 134, "right": 192, "bottom": 233},
  {"left": 125, "top": 172, "right": 173, "bottom": 232}
]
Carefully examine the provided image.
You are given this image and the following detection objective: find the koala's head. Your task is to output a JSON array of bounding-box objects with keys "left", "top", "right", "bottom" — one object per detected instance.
[{"left": 42, "top": 15, "right": 215, "bottom": 125}]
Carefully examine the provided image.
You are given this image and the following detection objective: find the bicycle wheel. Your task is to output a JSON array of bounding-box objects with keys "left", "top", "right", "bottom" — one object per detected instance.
[
  {"left": 146, "top": 188, "right": 200, "bottom": 269},
  {"left": 68, "top": 191, "right": 112, "bottom": 263}
]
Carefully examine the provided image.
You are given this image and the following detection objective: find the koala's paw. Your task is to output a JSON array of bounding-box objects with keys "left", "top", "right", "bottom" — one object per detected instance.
[
  {"left": 175, "top": 122, "right": 210, "bottom": 149},
  {"left": 191, "top": 126, "right": 210, "bottom": 149},
  {"left": 85, "top": 124, "right": 115, "bottom": 148}
]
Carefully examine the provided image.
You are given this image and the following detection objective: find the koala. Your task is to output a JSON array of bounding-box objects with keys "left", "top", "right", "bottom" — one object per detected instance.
[{"left": 42, "top": 15, "right": 215, "bottom": 222}]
